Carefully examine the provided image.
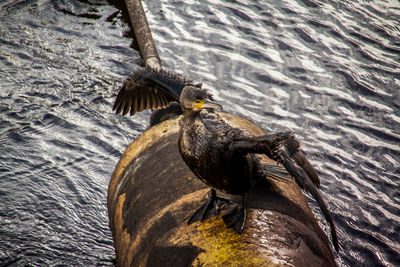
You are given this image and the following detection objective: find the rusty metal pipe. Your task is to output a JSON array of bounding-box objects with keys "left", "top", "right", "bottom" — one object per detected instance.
[{"left": 124, "top": 0, "right": 161, "bottom": 69}]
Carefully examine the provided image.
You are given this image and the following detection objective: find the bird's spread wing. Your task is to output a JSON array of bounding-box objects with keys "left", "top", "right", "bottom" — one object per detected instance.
[
  {"left": 113, "top": 67, "right": 201, "bottom": 116},
  {"left": 230, "top": 131, "right": 339, "bottom": 251},
  {"left": 269, "top": 132, "right": 320, "bottom": 188},
  {"left": 228, "top": 131, "right": 320, "bottom": 188},
  {"left": 270, "top": 132, "right": 339, "bottom": 251}
]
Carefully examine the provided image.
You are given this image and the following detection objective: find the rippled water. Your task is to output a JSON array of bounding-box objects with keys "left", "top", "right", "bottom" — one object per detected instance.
[{"left": 1, "top": 0, "right": 399, "bottom": 266}]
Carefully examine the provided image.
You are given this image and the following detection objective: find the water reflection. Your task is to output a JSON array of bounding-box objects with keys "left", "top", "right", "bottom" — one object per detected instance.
[{"left": 1, "top": 0, "right": 399, "bottom": 266}]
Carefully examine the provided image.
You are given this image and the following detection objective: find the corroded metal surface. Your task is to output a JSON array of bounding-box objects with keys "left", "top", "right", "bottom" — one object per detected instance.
[
  {"left": 124, "top": 0, "right": 161, "bottom": 68},
  {"left": 108, "top": 113, "right": 336, "bottom": 266}
]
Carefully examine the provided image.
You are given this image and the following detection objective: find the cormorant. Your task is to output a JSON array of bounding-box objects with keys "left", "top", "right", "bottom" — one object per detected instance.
[
  {"left": 178, "top": 85, "right": 339, "bottom": 252},
  {"left": 112, "top": 67, "right": 339, "bottom": 251}
]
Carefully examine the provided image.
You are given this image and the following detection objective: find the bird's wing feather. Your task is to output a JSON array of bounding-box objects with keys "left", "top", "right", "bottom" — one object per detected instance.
[
  {"left": 270, "top": 132, "right": 321, "bottom": 188},
  {"left": 231, "top": 131, "right": 339, "bottom": 251},
  {"left": 271, "top": 134, "right": 339, "bottom": 251},
  {"left": 113, "top": 67, "right": 201, "bottom": 116},
  {"left": 259, "top": 162, "right": 293, "bottom": 183}
]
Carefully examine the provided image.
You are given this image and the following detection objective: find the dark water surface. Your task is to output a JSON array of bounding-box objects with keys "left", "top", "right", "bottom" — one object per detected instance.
[{"left": 1, "top": 0, "right": 399, "bottom": 266}]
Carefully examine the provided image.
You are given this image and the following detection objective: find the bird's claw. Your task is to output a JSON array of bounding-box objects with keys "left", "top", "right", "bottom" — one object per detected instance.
[
  {"left": 188, "top": 189, "right": 231, "bottom": 224},
  {"left": 222, "top": 204, "right": 246, "bottom": 234}
]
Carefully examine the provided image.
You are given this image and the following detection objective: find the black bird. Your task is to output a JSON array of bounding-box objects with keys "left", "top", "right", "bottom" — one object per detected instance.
[
  {"left": 178, "top": 85, "right": 339, "bottom": 252},
  {"left": 112, "top": 67, "right": 339, "bottom": 251}
]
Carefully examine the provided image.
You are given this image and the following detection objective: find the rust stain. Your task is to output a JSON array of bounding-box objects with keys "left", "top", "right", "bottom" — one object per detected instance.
[
  {"left": 107, "top": 118, "right": 180, "bottom": 212},
  {"left": 128, "top": 188, "right": 209, "bottom": 254},
  {"left": 113, "top": 193, "right": 134, "bottom": 267}
]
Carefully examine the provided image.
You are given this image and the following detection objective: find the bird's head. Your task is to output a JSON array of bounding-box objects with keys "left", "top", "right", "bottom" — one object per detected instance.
[{"left": 180, "top": 86, "right": 223, "bottom": 113}]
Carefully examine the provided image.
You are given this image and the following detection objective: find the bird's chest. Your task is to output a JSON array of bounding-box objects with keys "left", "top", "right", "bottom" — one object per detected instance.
[
  {"left": 179, "top": 124, "right": 216, "bottom": 165},
  {"left": 179, "top": 124, "right": 235, "bottom": 182},
  {"left": 179, "top": 116, "right": 253, "bottom": 194}
]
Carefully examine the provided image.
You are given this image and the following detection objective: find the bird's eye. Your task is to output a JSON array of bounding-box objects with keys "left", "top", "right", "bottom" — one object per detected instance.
[{"left": 195, "top": 99, "right": 201, "bottom": 103}]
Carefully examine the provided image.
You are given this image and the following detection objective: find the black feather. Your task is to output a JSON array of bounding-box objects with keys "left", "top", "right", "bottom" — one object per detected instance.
[{"left": 113, "top": 66, "right": 201, "bottom": 116}]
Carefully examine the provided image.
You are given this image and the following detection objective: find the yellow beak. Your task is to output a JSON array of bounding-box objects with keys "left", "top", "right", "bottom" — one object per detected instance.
[{"left": 194, "top": 99, "right": 223, "bottom": 111}]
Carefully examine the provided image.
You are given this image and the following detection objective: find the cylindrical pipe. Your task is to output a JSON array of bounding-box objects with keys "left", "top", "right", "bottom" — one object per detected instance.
[
  {"left": 124, "top": 0, "right": 161, "bottom": 69},
  {"left": 108, "top": 114, "right": 337, "bottom": 266}
]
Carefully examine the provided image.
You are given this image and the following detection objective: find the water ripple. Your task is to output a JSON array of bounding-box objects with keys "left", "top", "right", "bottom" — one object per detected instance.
[{"left": 1, "top": 0, "right": 400, "bottom": 265}]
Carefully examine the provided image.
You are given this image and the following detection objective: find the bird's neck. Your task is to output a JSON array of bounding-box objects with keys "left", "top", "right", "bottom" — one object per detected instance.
[
  {"left": 181, "top": 109, "right": 207, "bottom": 136},
  {"left": 182, "top": 108, "right": 201, "bottom": 121},
  {"left": 182, "top": 107, "right": 199, "bottom": 122}
]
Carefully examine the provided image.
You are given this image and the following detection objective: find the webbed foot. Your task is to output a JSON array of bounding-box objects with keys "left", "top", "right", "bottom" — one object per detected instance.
[
  {"left": 188, "top": 189, "right": 230, "bottom": 224},
  {"left": 222, "top": 204, "right": 246, "bottom": 234}
]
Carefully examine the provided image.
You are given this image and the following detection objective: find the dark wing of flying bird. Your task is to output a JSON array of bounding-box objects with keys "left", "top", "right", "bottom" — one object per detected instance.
[{"left": 113, "top": 66, "right": 202, "bottom": 116}]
